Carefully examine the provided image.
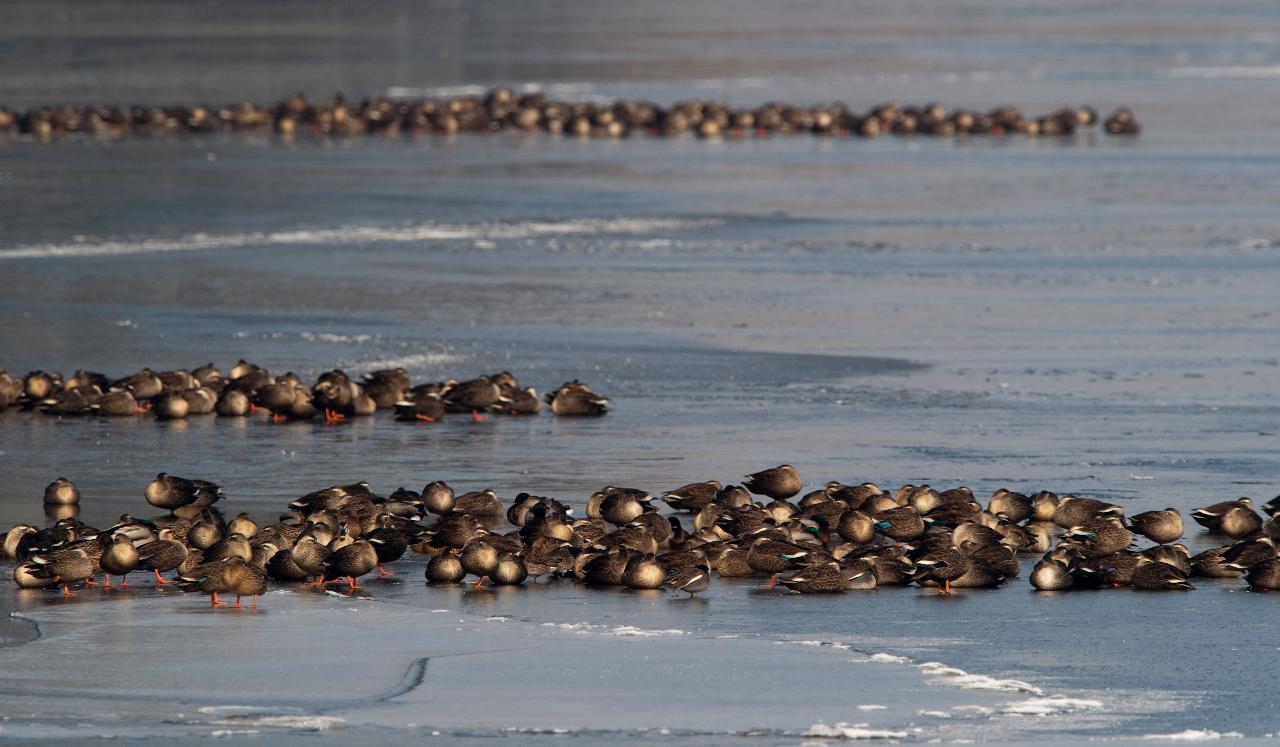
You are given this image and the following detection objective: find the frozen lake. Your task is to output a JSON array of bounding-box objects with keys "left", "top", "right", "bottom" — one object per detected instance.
[{"left": 2, "top": 0, "right": 1279, "bottom": 743}]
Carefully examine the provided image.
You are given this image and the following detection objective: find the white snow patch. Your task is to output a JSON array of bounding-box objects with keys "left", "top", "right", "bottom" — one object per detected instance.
[
  {"left": 607, "top": 626, "right": 685, "bottom": 637},
  {"left": 805, "top": 722, "right": 910, "bottom": 740},
  {"left": 919, "top": 662, "right": 1042, "bottom": 694},
  {"left": 1001, "top": 696, "right": 1103, "bottom": 716},
  {"left": 1140, "top": 731, "right": 1244, "bottom": 741},
  {"left": 347, "top": 352, "right": 463, "bottom": 371},
  {"left": 0, "top": 218, "right": 722, "bottom": 260}
]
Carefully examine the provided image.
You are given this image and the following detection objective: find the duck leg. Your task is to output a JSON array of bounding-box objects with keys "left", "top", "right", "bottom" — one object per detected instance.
[
  {"left": 120, "top": 574, "right": 129, "bottom": 589},
  {"left": 346, "top": 576, "right": 364, "bottom": 590},
  {"left": 102, "top": 576, "right": 112, "bottom": 589},
  {"left": 84, "top": 576, "right": 98, "bottom": 588},
  {"left": 474, "top": 576, "right": 488, "bottom": 590},
  {"left": 251, "top": 594, "right": 258, "bottom": 609},
  {"left": 941, "top": 579, "right": 951, "bottom": 595},
  {"left": 470, "top": 409, "right": 486, "bottom": 423},
  {"left": 62, "top": 585, "right": 75, "bottom": 597},
  {"left": 210, "top": 592, "right": 225, "bottom": 607},
  {"left": 377, "top": 564, "right": 395, "bottom": 577},
  {"left": 153, "top": 570, "right": 171, "bottom": 586},
  {"left": 760, "top": 574, "right": 777, "bottom": 590},
  {"left": 415, "top": 414, "right": 434, "bottom": 423},
  {"left": 231, "top": 595, "right": 243, "bottom": 609}
]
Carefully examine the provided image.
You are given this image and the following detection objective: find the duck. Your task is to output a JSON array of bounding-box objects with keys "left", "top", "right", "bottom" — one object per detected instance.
[
  {"left": 42, "top": 478, "right": 80, "bottom": 506},
  {"left": 460, "top": 538, "right": 500, "bottom": 589},
  {"left": 265, "top": 547, "right": 310, "bottom": 582},
  {"left": 3, "top": 524, "right": 37, "bottom": 560},
  {"left": 492, "top": 552, "right": 529, "bottom": 586},
  {"left": 661, "top": 481, "right": 722, "bottom": 513},
  {"left": 176, "top": 558, "right": 244, "bottom": 607},
  {"left": 323, "top": 539, "right": 378, "bottom": 590},
  {"left": 1242, "top": 558, "right": 1280, "bottom": 591},
  {"left": 115, "top": 369, "right": 163, "bottom": 400},
  {"left": 964, "top": 543, "right": 1020, "bottom": 579},
  {"left": 779, "top": 561, "right": 873, "bottom": 593},
  {"left": 1064, "top": 518, "right": 1133, "bottom": 557},
  {"left": 1030, "top": 557, "right": 1074, "bottom": 591},
  {"left": 220, "top": 559, "right": 267, "bottom": 608},
  {"left": 664, "top": 558, "right": 712, "bottom": 597},
  {"left": 1130, "top": 557, "right": 1194, "bottom": 591},
  {"left": 743, "top": 465, "right": 802, "bottom": 500},
  {"left": 443, "top": 376, "right": 501, "bottom": 418},
  {"left": 394, "top": 395, "right": 445, "bottom": 423},
  {"left": 31, "top": 547, "right": 98, "bottom": 595},
  {"left": 1191, "top": 498, "right": 1262, "bottom": 538},
  {"left": 524, "top": 538, "right": 575, "bottom": 580},
  {"left": 988, "top": 490, "right": 1033, "bottom": 524},
  {"left": 13, "top": 561, "right": 58, "bottom": 589},
  {"left": 622, "top": 553, "right": 665, "bottom": 590},
  {"left": 545, "top": 380, "right": 608, "bottom": 416},
  {"left": 225, "top": 512, "right": 257, "bottom": 538},
  {"left": 862, "top": 550, "right": 914, "bottom": 586},
  {"left": 204, "top": 533, "right": 253, "bottom": 562},
  {"left": 599, "top": 487, "right": 653, "bottom": 526},
  {"left": 214, "top": 388, "right": 251, "bottom": 416},
  {"left": 1143, "top": 544, "right": 1191, "bottom": 575},
  {"left": 714, "top": 545, "right": 753, "bottom": 578},
  {"left": 1190, "top": 546, "right": 1240, "bottom": 578},
  {"left": 99, "top": 534, "right": 140, "bottom": 588},
  {"left": 911, "top": 546, "right": 969, "bottom": 594},
  {"left": 872, "top": 505, "right": 927, "bottom": 542},
  {"left": 153, "top": 391, "right": 190, "bottom": 420},
  {"left": 93, "top": 389, "right": 141, "bottom": 416},
  {"left": 581, "top": 546, "right": 630, "bottom": 586},
  {"left": 449, "top": 488, "right": 501, "bottom": 517},
  {"left": 501, "top": 387, "right": 541, "bottom": 416},
  {"left": 425, "top": 554, "right": 466, "bottom": 584},
  {"left": 187, "top": 517, "right": 223, "bottom": 551},
  {"left": 834, "top": 511, "right": 875, "bottom": 544},
  {"left": 422, "top": 481, "right": 455, "bottom": 515},
  {"left": 746, "top": 535, "right": 813, "bottom": 588},
  {"left": 182, "top": 388, "right": 217, "bottom": 415},
  {"left": 1053, "top": 496, "right": 1123, "bottom": 529},
  {"left": 291, "top": 534, "right": 332, "bottom": 586},
  {"left": 1030, "top": 491, "right": 1059, "bottom": 522},
  {"left": 145, "top": 473, "right": 222, "bottom": 514},
  {"left": 367, "top": 516, "right": 409, "bottom": 575},
  {"left": 1104, "top": 108, "right": 1141, "bottom": 135}
]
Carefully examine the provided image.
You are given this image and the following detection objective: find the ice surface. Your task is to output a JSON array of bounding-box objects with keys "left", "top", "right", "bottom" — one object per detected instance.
[
  {"left": 3, "top": 1, "right": 1280, "bottom": 743},
  {"left": 1140, "top": 732, "right": 1245, "bottom": 741}
]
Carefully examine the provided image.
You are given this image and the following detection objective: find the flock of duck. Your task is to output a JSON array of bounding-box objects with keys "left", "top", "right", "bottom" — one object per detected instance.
[
  {"left": 6, "top": 465, "right": 1279, "bottom": 609},
  {"left": 0, "top": 88, "right": 1143, "bottom": 141},
  {"left": 0, "top": 362, "right": 608, "bottom": 423}
]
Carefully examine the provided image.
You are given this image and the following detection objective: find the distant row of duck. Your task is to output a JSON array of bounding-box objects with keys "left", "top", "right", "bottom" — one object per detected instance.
[
  {"left": 0, "top": 88, "right": 1142, "bottom": 141},
  {"left": 0, "top": 362, "right": 608, "bottom": 423},
  {"left": 7, "top": 466, "right": 1279, "bottom": 608}
]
